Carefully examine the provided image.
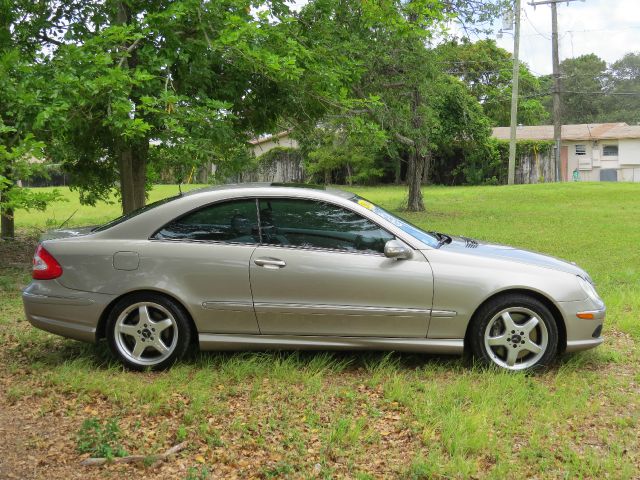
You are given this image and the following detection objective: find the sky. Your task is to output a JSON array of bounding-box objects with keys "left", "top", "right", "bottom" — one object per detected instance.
[{"left": 492, "top": 0, "right": 640, "bottom": 75}]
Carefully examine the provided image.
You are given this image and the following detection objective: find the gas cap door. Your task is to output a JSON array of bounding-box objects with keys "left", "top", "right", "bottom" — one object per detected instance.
[{"left": 113, "top": 251, "right": 140, "bottom": 271}]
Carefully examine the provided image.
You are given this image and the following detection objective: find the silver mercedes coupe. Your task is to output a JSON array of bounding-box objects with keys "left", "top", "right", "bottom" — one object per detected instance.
[{"left": 23, "top": 184, "right": 605, "bottom": 371}]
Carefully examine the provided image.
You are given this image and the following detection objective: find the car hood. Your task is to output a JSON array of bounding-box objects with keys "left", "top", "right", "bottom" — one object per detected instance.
[
  {"left": 435, "top": 235, "right": 591, "bottom": 280},
  {"left": 41, "top": 226, "right": 97, "bottom": 241}
]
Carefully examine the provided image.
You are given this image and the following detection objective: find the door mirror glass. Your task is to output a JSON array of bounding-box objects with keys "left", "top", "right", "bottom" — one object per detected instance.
[{"left": 384, "top": 239, "right": 412, "bottom": 259}]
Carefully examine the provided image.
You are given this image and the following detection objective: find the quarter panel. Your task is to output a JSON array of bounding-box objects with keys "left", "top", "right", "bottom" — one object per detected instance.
[{"left": 45, "top": 239, "right": 260, "bottom": 334}]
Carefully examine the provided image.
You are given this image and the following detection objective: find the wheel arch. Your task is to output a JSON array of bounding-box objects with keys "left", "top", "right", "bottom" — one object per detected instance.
[
  {"left": 463, "top": 288, "right": 567, "bottom": 354},
  {"left": 97, "top": 289, "right": 198, "bottom": 344}
]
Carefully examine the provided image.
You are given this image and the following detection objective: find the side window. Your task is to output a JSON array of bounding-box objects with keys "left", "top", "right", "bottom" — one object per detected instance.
[
  {"left": 155, "top": 199, "right": 259, "bottom": 244},
  {"left": 258, "top": 198, "right": 394, "bottom": 253}
]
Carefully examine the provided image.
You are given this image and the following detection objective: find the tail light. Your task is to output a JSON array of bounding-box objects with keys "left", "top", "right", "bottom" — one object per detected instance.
[{"left": 32, "top": 244, "right": 63, "bottom": 280}]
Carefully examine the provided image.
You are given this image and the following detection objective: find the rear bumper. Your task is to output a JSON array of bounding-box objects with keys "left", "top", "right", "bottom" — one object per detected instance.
[{"left": 22, "top": 281, "right": 115, "bottom": 343}]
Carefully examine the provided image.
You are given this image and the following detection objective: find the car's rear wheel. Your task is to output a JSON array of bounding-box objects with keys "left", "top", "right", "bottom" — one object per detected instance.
[
  {"left": 106, "top": 293, "right": 192, "bottom": 371},
  {"left": 469, "top": 294, "right": 559, "bottom": 371}
]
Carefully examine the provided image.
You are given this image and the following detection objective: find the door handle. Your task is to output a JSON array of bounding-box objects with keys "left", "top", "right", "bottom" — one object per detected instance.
[{"left": 254, "top": 257, "right": 286, "bottom": 269}]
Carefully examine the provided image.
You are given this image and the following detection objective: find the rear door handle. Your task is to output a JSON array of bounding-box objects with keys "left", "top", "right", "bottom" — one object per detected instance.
[{"left": 254, "top": 257, "right": 286, "bottom": 269}]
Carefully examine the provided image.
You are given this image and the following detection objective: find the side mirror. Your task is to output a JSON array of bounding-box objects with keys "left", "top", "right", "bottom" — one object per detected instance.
[{"left": 384, "top": 239, "right": 412, "bottom": 260}]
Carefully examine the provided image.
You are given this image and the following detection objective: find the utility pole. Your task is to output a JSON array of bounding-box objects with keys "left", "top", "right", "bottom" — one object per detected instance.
[
  {"left": 507, "top": 0, "right": 521, "bottom": 185},
  {"left": 551, "top": 1, "right": 561, "bottom": 181},
  {"left": 529, "top": 0, "right": 583, "bottom": 182}
]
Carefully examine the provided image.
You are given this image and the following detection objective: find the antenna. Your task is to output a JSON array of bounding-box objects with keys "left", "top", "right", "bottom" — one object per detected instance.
[{"left": 58, "top": 209, "right": 79, "bottom": 229}]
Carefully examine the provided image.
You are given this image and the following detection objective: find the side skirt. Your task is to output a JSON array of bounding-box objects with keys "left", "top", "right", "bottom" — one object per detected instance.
[{"left": 199, "top": 334, "right": 464, "bottom": 355}]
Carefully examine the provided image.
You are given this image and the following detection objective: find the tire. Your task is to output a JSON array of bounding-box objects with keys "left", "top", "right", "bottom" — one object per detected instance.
[
  {"left": 106, "top": 292, "right": 192, "bottom": 371},
  {"left": 468, "top": 294, "right": 559, "bottom": 371}
]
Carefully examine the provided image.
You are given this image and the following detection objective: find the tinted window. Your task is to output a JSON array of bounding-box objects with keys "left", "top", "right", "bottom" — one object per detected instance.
[
  {"left": 350, "top": 196, "right": 439, "bottom": 248},
  {"left": 155, "top": 199, "right": 259, "bottom": 243},
  {"left": 258, "top": 199, "right": 393, "bottom": 253}
]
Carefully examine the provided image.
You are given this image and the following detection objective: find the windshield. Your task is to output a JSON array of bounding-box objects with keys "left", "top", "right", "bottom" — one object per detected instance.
[
  {"left": 350, "top": 196, "right": 439, "bottom": 248},
  {"left": 92, "top": 194, "right": 182, "bottom": 232}
]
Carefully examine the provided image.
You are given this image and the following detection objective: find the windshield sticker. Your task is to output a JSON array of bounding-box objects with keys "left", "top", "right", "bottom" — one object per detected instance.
[{"left": 357, "top": 199, "right": 374, "bottom": 210}]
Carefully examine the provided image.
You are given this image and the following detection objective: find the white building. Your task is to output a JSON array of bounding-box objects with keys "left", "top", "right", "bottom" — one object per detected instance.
[
  {"left": 248, "top": 130, "right": 298, "bottom": 158},
  {"left": 492, "top": 123, "right": 640, "bottom": 182}
]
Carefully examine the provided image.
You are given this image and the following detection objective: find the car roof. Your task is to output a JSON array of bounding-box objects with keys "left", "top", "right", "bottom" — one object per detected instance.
[{"left": 181, "top": 182, "right": 355, "bottom": 200}]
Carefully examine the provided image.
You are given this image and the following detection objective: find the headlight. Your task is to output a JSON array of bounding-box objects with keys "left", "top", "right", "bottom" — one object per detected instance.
[{"left": 577, "top": 276, "right": 603, "bottom": 307}]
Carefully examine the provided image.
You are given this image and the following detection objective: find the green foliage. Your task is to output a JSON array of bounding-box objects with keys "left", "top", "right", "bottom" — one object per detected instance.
[
  {"left": 436, "top": 39, "right": 548, "bottom": 126},
  {"left": 9, "top": 0, "right": 347, "bottom": 211},
  {"left": 294, "top": 2, "right": 505, "bottom": 193},
  {"left": 76, "top": 417, "right": 127, "bottom": 459},
  {"left": 554, "top": 54, "right": 608, "bottom": 124},
  {"left": 604, "top": 52, "right": 640, "bottom": 124},
  {"left": 0, "top": 28, "right": 64, "bottom": 237},
  {"left": 540, "top": 52, "right": 640, "bottom": 125},
  {"left": 304, "top": 118, "right": 387, "bottom": 184},
  {"left": 185, "top": 466, "right": 210, "bottom": 480}
]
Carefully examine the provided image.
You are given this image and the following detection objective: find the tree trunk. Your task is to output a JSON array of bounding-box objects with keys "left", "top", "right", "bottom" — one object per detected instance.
[
  {"left": 119, "top": 141, "right": 148, "bottom": 214},
  {"left": 406, "top": 151, "right": 424, "bottom": 211},
  {"left": 422, "top": 153, "right": 431, "bottom": 184},
  {"left": 406, "top": 86, "right": 425, "bottom": 212},
  {"left": 394, "top": 158, "right": 402, "bottom": 184},
  {"left": 1, "top": 206, "right": 14, "bottom": 240},
  {"left": 1, "top": 172, "right": 15, "bottom": 239},
  {"left": 115, "top": 0, "right": 147, "bottom": 215}
]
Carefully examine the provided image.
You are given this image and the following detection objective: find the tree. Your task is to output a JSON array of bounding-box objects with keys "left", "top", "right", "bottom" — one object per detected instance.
[
  {"left": 19, "top": 0, "right": 332, "bottom": 214},
  {"left": 436, "top": 39, "right": 547, "bottom": 126},
  {"left": 553, "top": 54, "right": 608, "bottom": 124},
  {"left": 0, "top": 4, "right": 61, "bottom": 239},
  {"left": 296, "top": 1, "right": 503, "bottom": 210},
  {"left": 604, "top": 53, "right": 640, "bottom": 124}
]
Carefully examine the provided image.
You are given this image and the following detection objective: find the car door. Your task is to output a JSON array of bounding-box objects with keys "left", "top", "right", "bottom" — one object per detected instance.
[
  {"left": 149, "top": 198, "right": 261, "bottom": 334},
  {"left": 250, "top": 198, "right": 434, "bottom": 337}
]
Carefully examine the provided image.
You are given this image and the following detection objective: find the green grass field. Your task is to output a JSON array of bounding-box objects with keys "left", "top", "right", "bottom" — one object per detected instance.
[{"left": 1, "top": 182, "right": 638, "bottom": 479}]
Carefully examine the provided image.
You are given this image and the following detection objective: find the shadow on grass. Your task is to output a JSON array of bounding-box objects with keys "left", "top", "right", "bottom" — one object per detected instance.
[
  {"left": 10, "top": 334, "right": 466, "bottom": 375},
  {"left": 6, "top": 325, "right": 616, "bottom": 378}
]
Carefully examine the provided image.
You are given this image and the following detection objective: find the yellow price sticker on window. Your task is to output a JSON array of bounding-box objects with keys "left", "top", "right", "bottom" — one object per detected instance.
[{"left": 357, "top": 199, "right": 374, "bottom": 210}]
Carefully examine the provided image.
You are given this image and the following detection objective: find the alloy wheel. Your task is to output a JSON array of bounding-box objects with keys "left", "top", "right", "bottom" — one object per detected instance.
[
  {"left": 483, "top": 307, "right": 549, "bottom": 370},
  {"left": 113, "top": 301, "right": 179, "bottom": 367}
]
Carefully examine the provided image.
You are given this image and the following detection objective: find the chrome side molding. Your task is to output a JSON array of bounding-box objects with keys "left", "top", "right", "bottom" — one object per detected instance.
[{"left": 198, "top": 333, "right": 464, "bottom": 354}]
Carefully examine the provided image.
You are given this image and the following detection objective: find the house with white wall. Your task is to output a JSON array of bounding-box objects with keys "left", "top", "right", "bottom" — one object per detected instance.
[
  {"left": 248, "top": 130, "right": 298, "bottom": 158},
  {"left": 492, "top": 123, "right": 640, "bottom": 182}
]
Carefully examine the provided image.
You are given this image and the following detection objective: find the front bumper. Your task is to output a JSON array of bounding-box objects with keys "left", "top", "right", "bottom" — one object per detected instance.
[
  {"left": 558, "top": 300, "right": 606, "bottom": 353},
  {"left": 22, "top": 281, "right": 115, "bottom": 343}
]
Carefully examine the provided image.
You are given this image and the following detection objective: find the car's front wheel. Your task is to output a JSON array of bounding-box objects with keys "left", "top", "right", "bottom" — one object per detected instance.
[
  {"left": 468, "top": 294, "right": 559, "bottom": 371},
  {"left": 106, "top": 293, "right": 192, "bottom": 371}
]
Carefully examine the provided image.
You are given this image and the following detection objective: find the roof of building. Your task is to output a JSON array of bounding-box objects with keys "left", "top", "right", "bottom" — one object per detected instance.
[
  {"left": 248, "top": 129, "right": 293, "bottom": 145},
  {"left": 492, "top": 122, "right": 640, "bottom": 141}
]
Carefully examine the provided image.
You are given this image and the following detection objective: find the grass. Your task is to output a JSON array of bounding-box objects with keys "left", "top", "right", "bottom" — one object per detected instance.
[{"left": 1, "top": 182, "right": 639, "bottom": 478}]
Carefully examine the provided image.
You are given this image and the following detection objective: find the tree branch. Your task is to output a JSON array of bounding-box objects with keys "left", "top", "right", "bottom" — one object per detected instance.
[
  {"left": 80, "top": 441, "right": 188, "bottom": 467},
  {"left": 37, "top": 34, "right": 63, "bottom": 47},
  {"left": 394, "top": 133, "right": 415, "bottom": 146},
  {"left": 117, "top": 37, "right": 143, "bottom": 68}
]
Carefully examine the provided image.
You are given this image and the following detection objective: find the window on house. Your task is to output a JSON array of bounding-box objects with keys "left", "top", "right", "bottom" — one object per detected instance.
[
  {"left": 575, "top": 145, "right": 586, "bottom": 156},
  {"left": 603, "top": 145, "right": 619, "bottom": 157}
]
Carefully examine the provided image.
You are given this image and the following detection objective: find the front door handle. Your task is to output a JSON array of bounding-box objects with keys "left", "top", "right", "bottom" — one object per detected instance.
[{"left": 254, "top": 257, "right": 286, "bottom": 269}]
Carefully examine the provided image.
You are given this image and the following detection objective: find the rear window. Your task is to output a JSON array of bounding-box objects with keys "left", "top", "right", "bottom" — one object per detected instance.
[{"left": 92, "top": 195, "right": 182, "bottom": 232}]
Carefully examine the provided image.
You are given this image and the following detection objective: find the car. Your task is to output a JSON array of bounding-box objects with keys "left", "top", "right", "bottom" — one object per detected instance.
[{"left": 23, "top": 183, "right": 605, "bottom": 371}]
